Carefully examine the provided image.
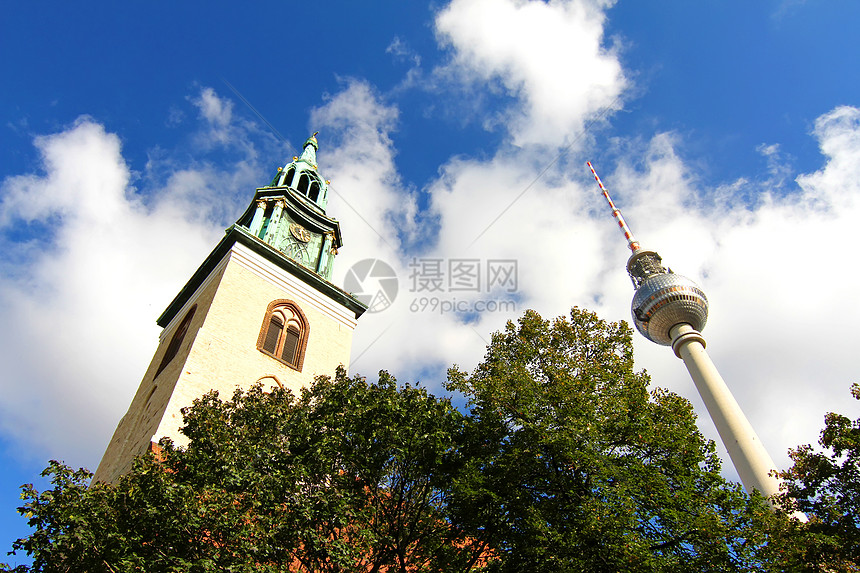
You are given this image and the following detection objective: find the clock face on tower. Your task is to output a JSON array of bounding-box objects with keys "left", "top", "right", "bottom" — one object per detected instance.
[
  {"left": 289, "top": 223, "right": 312, "bottom": 243},
  {"left": 279, "top": 222, "right": 321, "bottom": 269}
]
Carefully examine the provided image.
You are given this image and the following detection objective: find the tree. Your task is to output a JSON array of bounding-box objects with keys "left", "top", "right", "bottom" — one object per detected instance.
[
  {"left": 6, "top": 369, "right": 486, "bottom": 572},
  {"left": 6, "top": 308, "right": 786, "bottom": 572},
  {"left": 445, "top": 308, "right": 776, "bottom": 572},
  {"left": 765, "top": 383, "right": 860, "bottom": 571}
]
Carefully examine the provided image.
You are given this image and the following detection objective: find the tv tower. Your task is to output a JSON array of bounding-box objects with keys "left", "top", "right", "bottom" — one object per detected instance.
[{"left": 587, "top": 161, "right": 784, "bottom": 501}]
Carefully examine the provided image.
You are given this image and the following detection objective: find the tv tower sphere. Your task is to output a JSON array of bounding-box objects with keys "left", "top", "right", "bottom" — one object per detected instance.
[{"left": 628, "top": 250, "right": 709, "bottom": 346}]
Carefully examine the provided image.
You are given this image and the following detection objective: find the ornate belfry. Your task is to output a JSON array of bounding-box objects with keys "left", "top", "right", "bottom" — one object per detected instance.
[
  {"left": 94, "top": 134, "right": 366, "bottom": 483},
  {"left": 251, "top": 132, "right": 339, "bottom": 280}
]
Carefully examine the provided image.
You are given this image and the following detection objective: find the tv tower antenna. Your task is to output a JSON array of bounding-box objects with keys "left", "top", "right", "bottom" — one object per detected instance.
[{"left": 587, "top": 161, "right": 788, "bottom": 505}]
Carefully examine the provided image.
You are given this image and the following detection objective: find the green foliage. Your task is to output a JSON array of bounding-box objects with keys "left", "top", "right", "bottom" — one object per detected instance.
[
  {"left": 445, "top": 308, "right": 773, "bottom": 572},
  {"left": 8, "top": 307, "right": 807, "bottom": 572},
  {"left": 7, "top": 369, "right": 481, "bottom": 572},
  {"left": 767, "top": 383, "right": 860, "bottom": 570}
]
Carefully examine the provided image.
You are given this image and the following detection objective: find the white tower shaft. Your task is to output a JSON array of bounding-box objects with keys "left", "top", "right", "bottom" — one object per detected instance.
[{"left": 670, "top": 324, "right": 782, "bottom": 498}]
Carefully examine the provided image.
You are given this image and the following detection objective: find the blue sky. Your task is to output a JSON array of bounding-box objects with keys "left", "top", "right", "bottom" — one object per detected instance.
[{"left": 2, "top": 0, "right": 860, "bottom": 564}]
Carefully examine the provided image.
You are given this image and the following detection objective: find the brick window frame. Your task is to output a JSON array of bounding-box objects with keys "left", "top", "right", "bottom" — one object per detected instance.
[{"left": 256, "top": 299, "right": 309, "bottom": 371}]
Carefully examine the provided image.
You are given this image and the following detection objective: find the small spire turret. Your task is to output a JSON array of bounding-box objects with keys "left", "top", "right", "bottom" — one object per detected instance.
[
  {"left": 299, "top": 132, "right": 319, "bottom": 169},
  {"left": 270, "top": 133, "right": 328, "bottom": 210}
]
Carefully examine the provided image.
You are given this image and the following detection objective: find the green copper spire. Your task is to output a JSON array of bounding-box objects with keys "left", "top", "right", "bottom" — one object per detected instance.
[
  {"left": 298, "top": 132, "right": 319, "bottom": 169},
  {"left": 268, "top": 132, "right": 329, "bottom": 211},
  {"left": 240, "top": 132, "right": 341, "bottom": 281}
]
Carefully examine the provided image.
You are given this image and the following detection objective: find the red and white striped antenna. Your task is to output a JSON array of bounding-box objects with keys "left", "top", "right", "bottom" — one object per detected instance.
[{"left": 587, "top": 161, "right": 641, "bottom": 253}]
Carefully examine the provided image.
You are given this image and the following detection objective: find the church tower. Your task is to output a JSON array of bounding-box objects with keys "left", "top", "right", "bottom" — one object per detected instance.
[{"left": 94, "top": 134, "right": 366, "bottom": 482}]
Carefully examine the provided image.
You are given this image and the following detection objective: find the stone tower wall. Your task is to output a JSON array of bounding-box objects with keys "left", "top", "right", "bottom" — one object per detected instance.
[{"left": 93, "top": 241, "right": 358, "bottom": 483}]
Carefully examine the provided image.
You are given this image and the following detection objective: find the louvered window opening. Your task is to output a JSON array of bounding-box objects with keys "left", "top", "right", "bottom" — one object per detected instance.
[
  {"left": 155, "top": 304, "right": 197, "bottom": 379},
  {"left": 258, "top": 301, "right": 308, "bottom": 371}
]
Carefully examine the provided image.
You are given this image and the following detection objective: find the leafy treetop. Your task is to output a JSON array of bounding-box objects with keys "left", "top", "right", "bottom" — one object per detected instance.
[{"left": 5, "top": 307, "right": 805, "bottom": 572}]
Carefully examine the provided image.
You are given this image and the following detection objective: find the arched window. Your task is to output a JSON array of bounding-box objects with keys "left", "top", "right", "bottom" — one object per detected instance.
[
  {"left": 282, "top": 167, "right": 295, "bottom": 187},
  {"left": 297, "top": 173, "right": 310, "bottom": 196},
  {"left": 155, "top": 304, "right": 197, "bottom": 378},
  {"left": 257, "top": 300, "right": 309, "bottom": 371},
  {"left": 309, "top": 181, "right": 320, "bottom": 202}
]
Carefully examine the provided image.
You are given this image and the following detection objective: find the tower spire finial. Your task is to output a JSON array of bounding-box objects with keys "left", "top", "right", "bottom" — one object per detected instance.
[
  {"left": 299, "top": 132, "right": 319, "bottom": 167},
  {"left": 587, "top": 161, "right": 641, "bottom": 253}
]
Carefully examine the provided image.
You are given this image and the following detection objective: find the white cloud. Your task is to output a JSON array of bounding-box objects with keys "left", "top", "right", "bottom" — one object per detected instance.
[
  {"left": 193, "top": 87, "right": 233, "bottom": 127},
  {"left": 796, "top": 105, "right": 860, "bottom": 207},
  {"left": 309, "top": 80, "right": 466, "bottom": 374},
  {"left": 323, "top": 0, "right": 633, "bottom": 385},
  {"left": 294, "top": 1, "right": 635, "bottom": 380},
  {"left": 387, "top": 36, "right": 422, "bottom": 68},
  {"left": 309, "top": 82, "right": 620, "bottom": 387},
  {"left": 311, "top": 79, "right": 417, "bottom": 258},
  {"left": 434, "top": 0, "right": 626, "bottom": 145},
  {"left": 0, "top": 88, "right": 285, "bottom": 468},
  {"left": 755, "top": 142, "right": 795, "bottom": 192}
]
